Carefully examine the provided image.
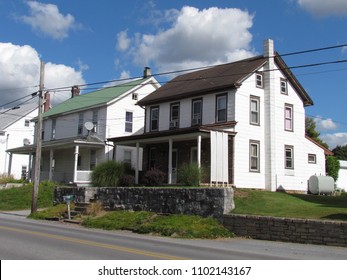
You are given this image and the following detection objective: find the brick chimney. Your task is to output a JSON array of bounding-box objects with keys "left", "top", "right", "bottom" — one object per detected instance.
[
  {"left": 71, "top": 86, "right": 80, "bottom": 98},
  {"left": 43, "top": 91, "right": 50, "bottom": 112},
  {"left": 143, "top": 67, "right": 152, "bottom": 78}
]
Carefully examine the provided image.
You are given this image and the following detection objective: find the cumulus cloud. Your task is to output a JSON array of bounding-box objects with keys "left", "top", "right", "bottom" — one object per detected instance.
[
  {"left": 116, "top": 30, "right": 131, "bottom": 51},
  {"left": 297, "top": 0, "right": 347, "bottom": 17},
  {"left": 117, "top": 6, "right": 255, "bottom": 74},
  {"left": 321, "top": 133, "right": 347, "bottom": 149},
  {"left": 20, "top": 1, "right": 76, "bottom": 40},
  {"left": 0, "top": 42, "right": 85, "bottom": 108},
  {"left": 314, "top": 116, "right": 338, "bottom": 130}
]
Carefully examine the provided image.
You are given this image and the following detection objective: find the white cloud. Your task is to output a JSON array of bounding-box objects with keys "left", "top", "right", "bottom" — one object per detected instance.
[
  {"left": 0, "top": 42, "right": 85, "bottom": 107},
  {"left": 122, "top": 6, "right": 255, "bottom": 74},
  {"left": 20, "top": 1, "right": 76, "bottom": 40},
  {"left": 116, "top": 30, "right": 131, "bottom": 51},
  {"left": 297, "top": 0, "right": 347, "bottom": 17},
  {"left": 321, "top": 133, "right": 347, "bottom": 149},
  {"left": 314, "top": 116, "right": 338, "bottom": 130}
]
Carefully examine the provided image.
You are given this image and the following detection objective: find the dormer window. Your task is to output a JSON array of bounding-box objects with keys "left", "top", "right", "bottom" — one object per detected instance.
[{"left": 132, "top": 93, "right": 138, "bottom": 100}]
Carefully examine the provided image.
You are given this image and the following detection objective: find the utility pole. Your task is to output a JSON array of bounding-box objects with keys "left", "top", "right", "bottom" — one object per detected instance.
[{"left": 31, "top": 61, "right": 44, "bottom": 213}]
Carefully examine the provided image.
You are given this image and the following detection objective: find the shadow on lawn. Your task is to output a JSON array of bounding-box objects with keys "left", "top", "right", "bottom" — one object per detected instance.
[
  {"left": 322, "top": 213, "right": 347, "bottom": 221},
  {"left": 290, "top": 193, "right": 347, "bottom": 208}
]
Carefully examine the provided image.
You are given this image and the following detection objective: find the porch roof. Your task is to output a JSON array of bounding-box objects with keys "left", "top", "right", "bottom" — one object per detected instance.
[
  {"left": 7, "top": 135, "right": 105, "bottom": 155},
  {"left": 108, "top": 122, "right": 237, "bottom": 146}
]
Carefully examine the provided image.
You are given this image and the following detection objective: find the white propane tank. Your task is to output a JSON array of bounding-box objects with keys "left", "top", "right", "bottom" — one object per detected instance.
[{"left": 308, "top": 175, "right": 334, "bottom": 195}]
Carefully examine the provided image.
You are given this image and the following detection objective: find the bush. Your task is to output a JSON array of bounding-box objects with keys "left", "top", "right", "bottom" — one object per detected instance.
[
  {"left": 119, "top": 174, "right": 135, "bottom": 187},
  {"left": 326, "top": 156, "right": 340, "bottom": 182},
  {"left": 91, "top": 161, "right": 125, "bottom": 187},
  {"left": 178, "top": 162, "right": 202, "bottom": 186},
  {"left": 144, "top": 168, "right": 165, "bottom": 186}
]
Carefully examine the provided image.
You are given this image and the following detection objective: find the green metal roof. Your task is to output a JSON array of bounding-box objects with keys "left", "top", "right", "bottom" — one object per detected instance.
[{"left": 42, "top": 78, "right": 150, "bottom": 119}]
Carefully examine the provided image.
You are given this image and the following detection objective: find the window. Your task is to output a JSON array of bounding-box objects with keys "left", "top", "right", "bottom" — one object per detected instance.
[
  {"left": 90, "top": 150, "right": 96, "bottom": 170},
  {"left": 250, "top": 96, "right": 260, "bottom": 125},
  {"left": 191, "top": 147, "right": 198, "bottom": 163},
  {"left": 250, "top": 141, "right": 260, "bottom": 172},
  {"left": 92, "top": 110, "right": 98, "bottom": 133},
  {"left": 256, "top": 73, "right": 263, "bottom": 88},
  {"left": 124, "top": 150, "right": 132, "bottom": 165},
  {"left": 125, "top": 111, "right": 133, "bottom": 132},
  {"left": 150, "top": 106, "right": 159, "bottom": 131},
  {"left": 132, "top": 93, "right": 138, "bottom": 100},
  {"left": 216, "top": 94, "right": 227, "bottom": 123},
  {"left": 281, "top": 78, "right": 287, "bottom": 95},
  {"left": 24, "top": 119, "right": 30, "bottom": 127},
  {"left": 284, "top": 104, "right": 293, "bottom": 131},
  {"left": 170, "top": 103, "right": 180, "bottom": 129},
  {"left": 78, "top": 113, "right": 84, "bottom": 135},
  {"left": 149, "top": 147, "right": 156, "bottom": 168},
  {"left": 308, "top": 154, "right": 317, "bottom": 164},
  {"left": 51, "top": 119, "right": 56, "bottom": 140},
  {"left": 192, "top": 99, "right": 202, "bottom": 126},
  {"left": 285, "top": 145, "right": 294, "bottom": 169}
]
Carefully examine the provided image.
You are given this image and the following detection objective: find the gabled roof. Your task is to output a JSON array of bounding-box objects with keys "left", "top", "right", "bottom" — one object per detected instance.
[
  {"left": 138, "top": 53, "right": 313, "bottom": 107},
  {"left": 42, "top": 77, "right": 153, "bottom": 119},
  {"left": 0, "top": 102, "right": 37, "bottom": 131},
  {"left": 138, "top": 56, "right": 267, "bottom": 106}
]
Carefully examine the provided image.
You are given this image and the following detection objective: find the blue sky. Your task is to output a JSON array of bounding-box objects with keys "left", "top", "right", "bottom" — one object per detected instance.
[{"left": 1, "top": 0, "right": 347, "bottom": 148}]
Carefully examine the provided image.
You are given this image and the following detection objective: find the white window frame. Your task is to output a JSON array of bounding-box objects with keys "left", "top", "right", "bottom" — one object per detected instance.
[
  {"left": 250, "top": 140, "right": 260, "bottom": 172},
  {"left": 216, "top": 94, "right": 227, "bottom": 123},
  {"left": 308, "top": 154, "right": 317, "bottom": 164},
  {"left": 125, "top": 111, "right": 133, "bottom": 133},
  {"left": 285, "top": 145, "right": 294, "bottom": 169},
  {"left": 150, "top": 106, "right": 159, "bottom": 131},
  {"left": 281, "top": 78, "right": 288, "bottom": 95},
  {"left": 192, "top": 98, "right": 202, "bottom": 126},
  {"left": 78, "top": 113, "right": 84, "bottom": 135},
  {"left": 284, "top": 104, "right": 293, "bottom": 131},
  {"left": 256, "top": 72, "right": 263, "bottom": 88},
  {"left": 51, "top": 119, "right": 56, "bottom": 140},
  {"left": 250, "top": 96, "right": 260, "bottom": 125}
]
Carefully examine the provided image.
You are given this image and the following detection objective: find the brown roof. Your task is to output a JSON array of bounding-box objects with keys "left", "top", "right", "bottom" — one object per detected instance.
[
  {"left": 138, "top": 54, "right": 313, "bottom": 107},
  {"left": 138, "top": 56, "right": 267, "bottom": 106}
]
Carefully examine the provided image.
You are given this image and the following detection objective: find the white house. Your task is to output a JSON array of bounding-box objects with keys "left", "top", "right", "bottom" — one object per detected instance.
[
  {"left": 7, "top": 69, "right": 160, "bottom": 185},
  {"left": 0, "top": 102, "right": 37, "bottom": 180},
  {"left": 109, "top": 39, "right": 330, "bottom": 192}
]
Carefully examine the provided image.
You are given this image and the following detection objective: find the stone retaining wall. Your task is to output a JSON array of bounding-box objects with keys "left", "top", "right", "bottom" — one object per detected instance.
[
  {"left": 223, "top": 214, "right": 347, "bottom": 247},
  {"left": 54, "top": 186, "right": 234, "bottom": 220}
]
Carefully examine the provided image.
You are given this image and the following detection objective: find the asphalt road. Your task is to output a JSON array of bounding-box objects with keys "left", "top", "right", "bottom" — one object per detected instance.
[{"left": 1, "top": 210, "right": 347, "bottom": 260}]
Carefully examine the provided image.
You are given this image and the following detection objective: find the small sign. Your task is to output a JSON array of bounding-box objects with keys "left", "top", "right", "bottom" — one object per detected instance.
[{"left": 63, "top": 195, "right": 74, "bottom": 203}]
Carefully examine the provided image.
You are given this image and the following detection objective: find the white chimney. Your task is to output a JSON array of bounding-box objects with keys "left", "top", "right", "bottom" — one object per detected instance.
[{"left": 263, "top": 38, "right": 274, "bottom": 58}]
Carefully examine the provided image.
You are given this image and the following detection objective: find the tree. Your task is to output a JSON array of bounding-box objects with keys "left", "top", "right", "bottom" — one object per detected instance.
[
  {"left": 305, "top": 117, "right": 329, "bottom": 148},
  {"left": 332, "top": 145, "right": 347, "bottom": 160},
  {"left": 326, "top": 156, "right": 340, "bottom": 182}
]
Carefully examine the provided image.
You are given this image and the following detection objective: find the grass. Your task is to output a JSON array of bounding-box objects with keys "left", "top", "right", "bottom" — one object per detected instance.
[
  {"left": 82, "top": 211, "right": 234, "bottom": 239},
  {"left": 0, "top": 181, "right": 56, "bottom": 211},
  {"left": 28, "top": 203, "right": 67, "bottom": 220},
  {"left": 233, "top": 189, "right": 347, "bottom": 221}
]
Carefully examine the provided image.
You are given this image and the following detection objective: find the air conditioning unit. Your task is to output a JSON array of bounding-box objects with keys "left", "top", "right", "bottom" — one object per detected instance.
[
  {"left": 191, "top": 117, "right": 201, "bottom": 126},
  {"left": 170, "top": 120, "right": 179, "bottom": 129}
]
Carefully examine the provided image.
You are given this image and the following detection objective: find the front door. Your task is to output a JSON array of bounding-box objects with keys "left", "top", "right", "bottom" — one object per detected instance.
[{"left": 171, "top": 149, "right": 178, "bottom": 184}]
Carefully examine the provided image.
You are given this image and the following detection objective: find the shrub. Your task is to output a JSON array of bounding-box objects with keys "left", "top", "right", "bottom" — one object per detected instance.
[
  {"left": 119, "top": 174, "right": 135, "bottom": 187},
  {"left": 144, "top": 168, "right": 165, "bottom": 186},
  {"left": 178, "top": 162, "right": 202, "bottom": 186},
  {"left": 91, "top": 161, "right": 125, "bottom": 187},
  {"left": 326, "top": 156, "right": 340, "bottom": 182}
]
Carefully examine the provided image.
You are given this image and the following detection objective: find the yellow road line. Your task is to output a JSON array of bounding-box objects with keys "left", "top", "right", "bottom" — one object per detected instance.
[{"left": 0, "top": 225, "right": 187, "bottom": 260}]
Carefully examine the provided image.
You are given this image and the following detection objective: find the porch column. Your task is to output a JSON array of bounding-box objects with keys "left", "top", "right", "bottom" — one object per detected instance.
[
  {"left": 135, "top": 142, "right": 140, "bottom": 185},
  {"left": 28, "top": 153, "right": 33, "bottom": 182},
  {"left": 49, "top": 149, "right": 54, "bottom": 181},
  {"left": 168, "top": 138, "right": 173, "bottom": 184},
  {"left": 7, "top": 152, "right": 12, "bottom": 176},
  {"left": 73, "top": 145, "right": 79, "bottom": 183},
  {"left": 197, "top": 135, "right": 201, "bottom": 168}
]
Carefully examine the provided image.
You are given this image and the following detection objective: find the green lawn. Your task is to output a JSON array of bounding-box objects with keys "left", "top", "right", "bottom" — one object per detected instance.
[{"left": 233, "top": 189, "right": 347, "bottom": 221}]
